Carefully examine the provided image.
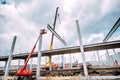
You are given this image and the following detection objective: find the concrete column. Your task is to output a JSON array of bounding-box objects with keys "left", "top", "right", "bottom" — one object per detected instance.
[
  {"left": 97, "top": 50, "right": 100, "bottom": 61},
  {"left": 36, "top": 34, "right": 42, "bottom": 78},
  {"left": 58, "top": 55, "right": 59, "bottom": 65},
  {"left": 61, "top": 55, "right": 64, "bottom": 69},
  {"left": 4, "top": 61, "right": 7, "bottom": 71},
  {"left": 106, "top": 49, "right": 114, "bottom": 65},
  {"left": 76, "top": 20, "right": 88, "bottom": 76},
  {"left": 5, "top": 36, "right": 17, "bottom": 76},
  {"left": 117, "top": 51, "right": 120, "bottom": 63},
  {"left": 17, "top": 59, "right": 20, "bottom": 70},
  {"left": 70, "top": 54, "right": 72, "bottom": 68},
  {"left": 113, "top": 49, "right": 119, "bottom": 59},
  {"left": 30, "top": 58, "right": 33, "bottom": 71},
  {"left": 24, "top": 59, "right": 26, "bottom": 63},
  {"left": 101, "top": 56, "right": 103, "bottom": 60},
  {"left": 93, "top": 54, "right": 96, "bottom": 61},
  {"left": 46, "top": 57, "right": 47, "bottom": 63},
  {"left": 114, "top": 49, "right": 120, "bottom": 63},
  {"left": 78, "top": 60, "right": 79, "bottom": 68},
  {"left": 105, "top": 52, "right": 108, "bottom": 64},
  {"left": 49, "top": 56, "right": 52, "bottom": 71}
]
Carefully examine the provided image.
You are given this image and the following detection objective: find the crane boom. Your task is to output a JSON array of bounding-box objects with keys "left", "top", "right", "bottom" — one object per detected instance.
[
  {"left": 16, "top": 29, "right": 46, "bottom": 76},
  {"left": 45, "top": 7, "right": 59, "bottom": 68},
  {"left": 50, "top": 7, "right": 59, "bottom": 50}
]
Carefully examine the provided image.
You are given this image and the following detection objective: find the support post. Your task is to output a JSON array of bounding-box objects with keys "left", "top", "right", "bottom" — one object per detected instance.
[
  {"left": 113, "top": 49, "right": 119, "bottom": 65},
  {"left": 5, "top": 36, "right": 17, "bottom": 76},
  {"left": 97, "top": 50, "right": 100, "bottom": 61},
  {"left": 70, "top": 54, "right": 72, "bottom": 68},
  {"left": 113, "top": 49, "right": 119, "bottom": 60},
  {"left": 17, "top": 59, "right": 20, "bottom": 70},
  {"left": 106, "top": 49, "right": 114, "bottom": 65},
  {"left": 76, "top": 20, "right": 88, "bottom": 76},
  {"left": 24, "top": 59, "right": 26, "bottom": 63},
  {"left": 78, "top": 60, "right": 79, "bottom": 68},
  {"left": 4, "top": 61, "right": 7, "bottom": 71},
  {"left": 49, "top": 56, "right": 52, "bottom": 71},
  {"left": 93, "top": 54, "right": 96, "bottom": 61},
  {"left": 36, "top": 34, "right": 42, "bottom": 78},
  {"left": 58, "top": 55, "right": 59, "bottom": 65},
  {"left": 36, "top": 29, "right": 46, "bottom": 78},
  {"left": 62, "top": 55, "right": 64, "bottom": 69},
  {"left": 30, "top": 58, "right": 33, "bottom": 71}
]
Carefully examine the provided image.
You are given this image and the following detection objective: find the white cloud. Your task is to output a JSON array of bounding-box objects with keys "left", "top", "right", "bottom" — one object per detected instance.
[
  {"left": 0, "top": 32, "right": 19, "bottom": 40},
  {"left": 87, "top": 33, "right": 104, "bottom": 44},
  {"left": 0, "top": 3, "right": 40, "bottom": 54},
  {"left": 61, "top": 0, "right": 76, "bottom": 14},
  {"left": 0, "top": 3, "right": 19, "bottom": 18},
  {"left": 100, "top": 0, "right": 119, "bottom": 15}
]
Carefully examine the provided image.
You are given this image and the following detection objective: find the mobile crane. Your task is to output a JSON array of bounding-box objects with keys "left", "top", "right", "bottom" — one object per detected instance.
[
  {"left": 16, "top": 29, "right": 46, "bottom": 79},
  {"left": 45, "top": 7, "right": 66, "bottom": 71},
  {"left": 44, "top": 7, "right": 59, "bottom": 70}
]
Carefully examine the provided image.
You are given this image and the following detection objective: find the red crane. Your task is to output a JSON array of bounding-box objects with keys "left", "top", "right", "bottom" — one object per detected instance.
[{"left": 16, "top": 29, "right": 46, "bottom": 76}]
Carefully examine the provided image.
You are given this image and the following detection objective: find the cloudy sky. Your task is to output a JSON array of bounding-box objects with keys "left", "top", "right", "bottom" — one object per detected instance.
[{"left": 0, "top": 0, "right": 120, "bottom": 65}]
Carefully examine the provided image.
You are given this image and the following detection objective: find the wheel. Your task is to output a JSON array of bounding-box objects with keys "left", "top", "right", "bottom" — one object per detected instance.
[
  {"left": 17, "top": 76, "right": 33, "bottom": 80},
  {"left": 17, "top": 76, "right": 21, "bottom": 80},
  {"left": 28, "top": 76, "right": 33, "bottom": 80}
]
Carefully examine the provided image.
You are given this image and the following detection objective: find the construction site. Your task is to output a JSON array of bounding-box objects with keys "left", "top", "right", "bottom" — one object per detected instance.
[{"left": 0, "top": 0, "right": 120, "bottom": 80}]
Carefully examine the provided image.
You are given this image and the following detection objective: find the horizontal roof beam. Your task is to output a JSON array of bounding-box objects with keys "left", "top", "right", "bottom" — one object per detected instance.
[{"left": 0, "top": 40, "right": 120, "bottom": 61}]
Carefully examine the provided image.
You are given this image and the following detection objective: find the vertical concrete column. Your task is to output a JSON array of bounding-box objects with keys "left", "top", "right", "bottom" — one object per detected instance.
[
  {"left": 76, "top": 20, "right": 88, "bottom": 76},
  {"left": 36, "top": 29, "right": 46, "bottom": 78},
  {"left": 105, "top": 52, "right": 108, "bottom": 64},
  {"left": 4, "top": 61, "right": 7, "bottom": 71},
  {"left": 113, "top": 49, "right": 120, "bottom": 63},
  {"left": 17, "top": 59, "right": 20, "bottom": 70},
  {"left": 70, "top": 54, "right": 72, "bottom": 68},
  {"left": 36, "top": 34, "right": 42, "bottom": 78},
  {"left": 113, "top": 49, "right": 119, "bottom": 60},
  {"left": 45, "top": 57, "right": 47, "bottom": 63},
  {"left": 106, "top": 49, "right": 114, "bottom": 65},
  {"left": 62, "top": 55, "right": 64, "bottom": 69},
  {"left": 24, "top": 59, "right": 26, "bottom": 63},
  {"left": 58, "top": 55, "right": 59, "bottom": 65},
  {"left": 5, "top": 36, "right": 17, "bottom": 76},
  {"left": 78, "top": 60, "right": 79, "bottom": 68},
  {"left": 101, "top": 56, "right": 103, "bottom": 61},
  {"left": 97, "top": 50, "right": 100, "bottom": 61},
  {"left": 113, "top": 49, "right": 119, "bottom": 65},
  {"left": 93, "top": 54, "right": 96, "bottom": 61},
  {"left": 30, "top": 58, "right": 33, "bottom": 71},
  {"left": 49, "top": 56, "right": 52, "bottom": 71}
]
